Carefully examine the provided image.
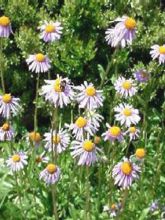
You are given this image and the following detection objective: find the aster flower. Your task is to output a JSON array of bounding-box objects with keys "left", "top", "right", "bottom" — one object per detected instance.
[
  {"left": 6, "top": 152, "right": 28, "bottom": 172},
  {"left": 114, "top": 103, "right": 141, "bottom": 127},
  {"left": 149, "top": 200, "right": 159, "bottom": 212},
  {"left": 114, "top": 76, "right": 137, "bottom": 98},
  {"left": 102, "top": 124, "right": 124, "bottom": 142},
  {"left": 135, "top": 148, "right": 146, "bottom": 160},
  {"left": 68, "top": 116, "right": 95, "bottom": 140},
  {"left": 134, "top": 69, "right": 150, "bottom": 82},
  {"left": 40, "top": 163, "right": 60, "bottom": 184},
  {"left": 39, "top": 21, "right": 63, "bottom": 42},
  {"left": 0, "top": 93, "right": 20, "bottom": 119},
  {"left": 103, "top": 203, "right": 122, "bottom": 218},
  {"left": 28, "top": 131, "right": 42, "bottom": 147},
  {"left": 112, "top": 158, "right": 141, "bottom": 189},
  {"left": 35, "top": 152, "right": 49, "bottom": 165},
  {"left": 0, "top": 122, "right": 14, "bottom": 141},
  {"left": 125, "top": 126, "right": 140, "bottom": 140},
  {"left": 150, "top": 44, "right": 165, "bottom": 64},
  {"left": 40, "top": 75, "right": 74, "bottom": 108},
  {"left": 74, "top": 81, "right": 103, "bottom": 110},
  {"left": 26, "top": 53, "right": 51, "bottom": 73},
  {"left": 0, "top": 16, "right": 12, "bottom": 38},
  {"left": 44, "top": 128, "right": 70, "bottom": 153},
  {"left": 71, "top": 139, "right": 102, "bottom": 166},
  {"left": 105, "top": 16, "right": 137, "bottom": 48},
  {"left": 86, "top": 110, "right": 104, "bottom": 132}
]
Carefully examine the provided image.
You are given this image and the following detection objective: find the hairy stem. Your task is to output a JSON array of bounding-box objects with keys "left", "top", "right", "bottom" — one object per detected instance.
[
  {"left": 34, "top": 72, "right": 40, "bottom": 131},
  {"left": 0, "top": 39, "right": 5, "bottom": 93}
]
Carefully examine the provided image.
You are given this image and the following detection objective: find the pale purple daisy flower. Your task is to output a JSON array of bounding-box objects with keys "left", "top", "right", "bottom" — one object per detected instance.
[
  {"left": 150, "top": 44, "right": 165, "bottom": 64},
  {"left": 86, "top": 110, "right": 104, "bottom": 132},
  {"left": 112, "top": 158, "right": 141, "bottom": 189},
  {"left": 114, "top": 76, "right": 137, "bottom": 98},
  {"left": 70, "top": 139, "right": 102, "bottom": 166},
  {"left": 26, "top": 53, "right": 51, "bottom": 73},
  {"left": 149, "top": 200, "right": 159, "bottom": 212},
  {"left": 103, "top": 203, "right": 122, "bottom": 218},
  {"left": 28, "top": 131, "right": 42, "bottom": 147},
  {"left": 102, "top": 123, "right": 124, "bottom": 142},
  {"left": 40, "top": 163, "right": 60, "bottom": 185},
  {"left": 44, "top": 128, "right": 70, "bottom": 153},
  {"left": 6, "top": 152, "right": 28, "bottom": 172},
  {"left": 39, "top": 21, "right": 63, "bottom": 42},
  {"left": 40, "top": 75, "right": 74, "bottom": 108},
  {"left": 35, "top": 152, "right": 49, "bottom": 165},
  {"left": 68, "top": 116, "right": 95, "bottom": 140},
  {"left": 125, "top": 126, "right": 140, "bottom": 140},
  {"left": 0, "top": 122, "right": 14, "bottom": 141},
  {"left": 0, "top": 16, "right": 12, "bottom": 38},
  {"left": 0, "top": 94, "right": 20, "bottom": 119},
  {"left": 74, "top": 81, "right": 103, "bottom": 110},
  {"left": 114, "top": 103, "right": 141, "bottom": 127},
  {"left": 105, "top": 16, "right": 137, "bottom": 48},
  {"left": 134, "top": 69, "right": 150, "bottom": 82}
]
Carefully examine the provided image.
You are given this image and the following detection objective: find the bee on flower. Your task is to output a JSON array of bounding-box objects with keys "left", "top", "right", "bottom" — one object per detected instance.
[
  {"left": 150, "top": 44, "right": 165, "bottom": 64},
  {"left": 114, "top": 103, "right": 141, "bottom": 127},
  {"left": 28, "top": 131, "right": 42, "bottom": 147},
  {"left": 0, "top": 94, "right": 20, "bottom": 119},
  {"left": 125, "top": 126, "right": 140, "bottom": 140},
  {"left": 40, "top": 163, "right": 60, "bottom": 184},
  {"left": 112, "top": 157, "right": 141, "bottom": 189},
  {"left": 103, "top": 202, "right": 122, "bottom": 218},
  {"left": 133, "top": 69, "right": 150, "bottom": 83},
  {"left": 6, "top": 152, "right": 28, "bottom": 172},
  {"left": 0, "top": 15, "right": 12, "bottom": 38},
  {"left": 26, "top": 53, "right": 51, "bottom": 73},
  {"left": 39, "top": 20, "right": 63, "bottom": 42},
  {"left": 114, "top": 76, "right": 137, "bottom": 98},
  {"left": 105, "top": 16, "right": 137, "bottom": 48},
  {"left": 74, "top": 81, "right": 103, "bottom": 110},
  {"left": 44, "top": 128, "right": 70, "bottom": 153},
  {"left": 68, "top": 116, "right": 95, "bottom": 140},
  {"left": 70, "top": 139, "right": 102, "bottom": 166},
  {"left": 102, "top": 123, "right": 124, "bottom": 142},
  {"left": 40, "top": 75, "right": 74, "bottom": 108},
  {"left": 0, "top": 122, "right": 14, "bottom": 141}
]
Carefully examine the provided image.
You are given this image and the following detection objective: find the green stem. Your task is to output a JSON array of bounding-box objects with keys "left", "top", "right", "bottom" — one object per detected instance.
[
  {"left": 15, "top": 173, "right": 23, "bottom": 220},
  {"left": 51, "top": 185, "right": 59, "bottom": 220},
  {"left": 85, "top": 166, "right": 90, "bottom": 220},
  {"left": 0, "top": 39, "right": 5, "bottom": 93},
  {"left": 34, "top": 72, "right": 40, "bottom": 131}
]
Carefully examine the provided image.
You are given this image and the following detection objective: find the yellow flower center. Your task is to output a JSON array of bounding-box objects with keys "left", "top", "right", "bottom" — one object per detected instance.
[
  {"left": 46, "top": 163, "right": 57, "bottom": 174},
  {"left": 83, "top": 140, "right": 95, "bottom": 152},
  {"left": 2, "top": 94, "right": 12, "bottom": 103},
  {"left": 54, "top": 78, "right": 62, "bottom": 92},
  {"left": 75, "top": 117, "right": 87, "bottom": 128},
  {"left": 111, "top": 204, "right": 116, "bottom": 210},
  {"left": 121, "top": 162, "right": 132, "bottom": 175},
  {"left": 135, "top": 148, "right": 145, "bottom": 159},
  {"left": 129, "top": 126, "right": 136, "bottom": 133},
  {"left": 12, "top": 154, "right": 20, "bottom": 162},
  {"left": 125, "top": 17, "right": 136, "bottom": 30},
  {"left": 2, "top": 123, "right": 10, "bottom": 131},
  {"left": 36, "top": 53, "right": 45, "bottom": 62},
  {"left": 29, "top": 131, "right": 41, "bottom": 143},
  {"left": 0, "top": 16, "right": 10, "bottom": 26},
  {"left": 109, "top": 126, "right": 121, "bottom": 137},
  {"left": 94, "top": 136, "right": 101, "bottom": 144},
  {"left": 123, "top": 108, "right": 132, "bottom": 116},
  {"left": 122, "top": 81, "right": 132, "bottom": 90},
  {"left": 86, "top": 86, "right": 96, "bottom": 96},
  {"left": 159, "top": 46, "right": 165, "bottom": 54},
  {"left": 53, "top": 135, "right": 61, "bottom": 144},
  {"left": 45, "top": 24, "right": 55, "bottom": 33}
]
